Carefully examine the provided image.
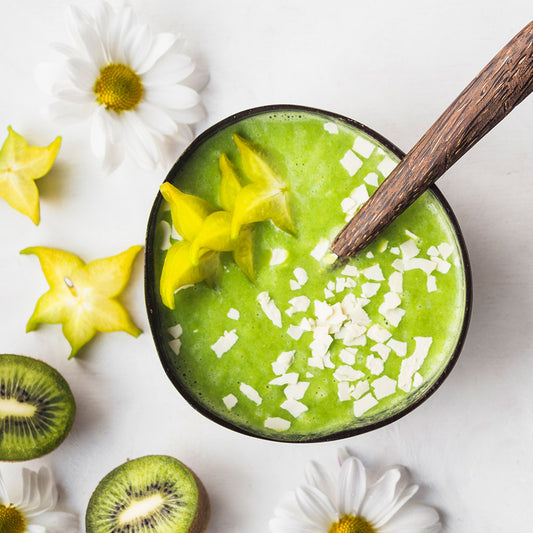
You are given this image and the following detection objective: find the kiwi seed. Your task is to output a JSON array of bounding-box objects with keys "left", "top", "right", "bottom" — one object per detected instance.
[
  {"left": 86, "top": 455, "right": 210, "bottom": 533},
  {"left": 0, "top": 353, "right": 76, "bottom": 461}
]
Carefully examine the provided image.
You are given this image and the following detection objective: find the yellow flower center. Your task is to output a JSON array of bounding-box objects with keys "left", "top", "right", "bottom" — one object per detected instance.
[
  {"left": 329, "top": 515, "right": 376, "bottom": 533},
  {"left": 94, "top": 63, "right": 144, "bottom": 112},
  {"left": 0, "top": 504, "right": 26, "bottom": 533}
]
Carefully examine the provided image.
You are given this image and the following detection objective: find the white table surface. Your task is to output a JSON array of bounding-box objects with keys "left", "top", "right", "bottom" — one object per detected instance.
[{"left": 1, "top": 1, "right": 532, "bottom": 531}]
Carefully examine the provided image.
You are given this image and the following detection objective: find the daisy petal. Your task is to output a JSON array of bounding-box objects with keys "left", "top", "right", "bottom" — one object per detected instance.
[
  {"left": 136, "top": 102, "right": 178, "bottom": 136},
  {"left": 143, "top": 53, "right": 196, "bottom": 86},
  {"left": 304, "top": 461, "right": 336, "bottom": 506},
  {"left": 28, "top": 510, "right": 79, "bottom": 533},
  {"left": 0, "top": 470, "right": 8, "bottom": 503},
  {"left": 125, "top": 23, "right": 152, "bottom": 71},
  {"left": 145, "top": 84, "right": 201, "bottom": 110},
  {"left": 137, "top": 32, "right": 177, "bottom": 74},
  {"left": 361, "top": 467, "right": 416, "bottom": 525},
  {"left": 380, "top": 503, "right": 441, "bottom": 533},
  {"left": 37, "top": 466, "right": 58, "bottom": 512},
  {"left": 295, "top": 486, "right": 337, "bottom": 529},
  {"left": 167, "top": 103, "right": 206, "bottom": 125},
  {"left": 90, "top": 105, "right": 109, "bottom": 158},
  {"left": 180, "top": 65, "right": 210, "bottom": 92},
  {"left": 26, "top": 525, "right": 47, "bottom": 533},
  {"left": 54, "top": 88, "right": 93, "bottom": 104},
  {"left": 19, "top": 468, "right": 39, "bottom": 510},
  {"left": 337, "top": 456, "right": 367, "bottom": 516},
  {"left": 67, "top": 5, "right": 106, "bottom": 67},
  {"left": 65, "top": 57, "right": 99, "bottom": 92}
]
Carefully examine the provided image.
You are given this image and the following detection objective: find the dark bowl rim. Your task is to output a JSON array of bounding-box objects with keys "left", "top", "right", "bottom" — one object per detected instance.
[{"left": 144, "top": 103, "right": 473, "bottom": 443}]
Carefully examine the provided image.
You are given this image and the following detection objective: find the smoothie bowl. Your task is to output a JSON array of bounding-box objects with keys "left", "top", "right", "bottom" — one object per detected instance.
[{"left": 145, "top": 105, "right": 471, "bottom": 442}]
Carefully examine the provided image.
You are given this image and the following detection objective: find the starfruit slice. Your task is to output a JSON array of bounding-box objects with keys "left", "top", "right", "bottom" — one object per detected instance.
[
  {"left": 0, "top": 126, "right": 61, "bottom": 225},
  {"left": 160, "top": 241, "right": 220, "bottom": 309},
  {"left": 21, "top": 245, "right": 142, "bottom": 358},
  {"left": 232, "top": 226, "right": 255, "bottom": 281},
  {"left": 219, "top": 153, "right": 242, "bottom": 211},
  {"left": 189, "top": 211, "right": 234, "bottom": 266},
  {"left": 160, "top": 182, "right": 214, "bottom": 241},
  {"left": 231, "top": 134, "right": 295, "bottom": 238},
  {"left": 233, "top": 133, "right": 283, "bottom": 188},
  {"left": 231, "top": 182, "right": 296, "bottom": 238}
]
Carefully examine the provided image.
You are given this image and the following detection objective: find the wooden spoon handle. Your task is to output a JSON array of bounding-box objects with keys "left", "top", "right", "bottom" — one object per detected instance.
[{"left": 332, "top": 20, "right": 533, "bottom": 259}]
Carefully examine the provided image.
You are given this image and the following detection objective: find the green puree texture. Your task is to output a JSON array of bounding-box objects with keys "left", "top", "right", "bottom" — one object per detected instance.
[{"left": 150, "top": 109, "right": 467, "bottom": 441}]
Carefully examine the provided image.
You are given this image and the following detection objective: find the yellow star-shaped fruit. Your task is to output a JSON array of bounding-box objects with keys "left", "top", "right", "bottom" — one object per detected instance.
[
  {"left": 0, "top": 126, "right": 61, "bottom": 224},
  {"left": 231, "top": 134, "right": 295, "bottom": 238},
  {"left": 22, "top": 245, "right": 142, "bottom": 358}
]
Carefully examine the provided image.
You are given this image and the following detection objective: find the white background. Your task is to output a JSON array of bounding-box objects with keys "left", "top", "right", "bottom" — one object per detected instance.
[{"left": 0, "top": 1, "right": 532, "bottom": 531}]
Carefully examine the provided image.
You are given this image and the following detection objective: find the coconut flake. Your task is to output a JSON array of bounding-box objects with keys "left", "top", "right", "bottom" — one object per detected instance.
[
  {"left": 168, "top": 324, "right": 183, "bottom": 338},
  {"left": 281, "top": 399, "right": 308, "bottom": 418},
  {"left": 392, "top": 259, "right": 405, "bottom": 272},
  {"left": 413, "top": 372, "right": 424, "bottom": 388},
  {"left": 390, "top": 246, "right": 400, "bottom": 255},
  {"left": 366, "top": 252, "right": 374, "bottom": 259},
  {"left": 270, "top": 248, "right": 289, "bottom": 265},
  {"left": 341, "top": 265, "right": 359, "bottom": 277},
  {"left": 363, "top": 264, "right": 384, "bottom": 281},
  {"left": 405, "top": 258, "right": 437, "bottom": 274},
  {"left": 377, "top": 156, "right": 397, "bottom": 177},
  {"left": 272, "top": 351, "right": 295, "bottom": 375},
  {"left": 240, "top": 383, "right": 262, "bottom": 405},
  {"left": 372, "top": 376, "right": 397, "bottom": 399},
  {"left": 383, "top": 308, "right": 405, "bottom": 327},
  {"left": 265, "top": 417, "right": 291, "bottom": 431},
  {"left": 370, "top": 343, "right": 391, "bottom": 360},
  {"left": 324, "top": 122, "right": 339, "bottom": 134},
  {"left": 257, "top": 291, "right": 282, "bottom": 327},
  {"left": 269, "top": 373, "right": 299, "bottom": 386},
  {"left": 367, "top": 325, "right": 392, "bottom": 343},
  {"left": 353, "top": 136, "right": 375, "bottom": 158},
  {"left": 168, "top": 338, "right": 182, "bottom": 355},
  {"left": 427, "top": 246, "right": 439, "bottom": 257},
  {"left": 340, "top": 149, "right": 363, "bottom": 176},
  {"left": 438, "top": 243, "right": 453, "bottom": 259},
  {"left": 223, "top": 394, "right": 238, "bottom": 409},
  {"left": 351, "top": 184, "right": 369, "bottom": 208},
  {"left": 311, "top": 239, "right": 330, "bottom": 261},
  {"left": 366, "top": 354, "right": 384, "bottom": 375},
  {"left": 333, "top": 366, "right": 365, "bottom": 382},
  {"left": 284, "top": 382, "right": 310, "bottom": 400},
  {"left": 339, "top": 347, "right": 357, "bottom": 365},
  {"left": 387, "top": 338, "right": 407, "bottom": 357},
  {"left": 400, "top": 240, "right": 419, "bottom": 260},
  {"left": 435, "top": 257, "right": 451, "bottom": 273},
  {"left": 294, "top": 267, "right": 308, "bottom": 286},
  {"left": 211, "top": 330, "right": 238, "bottom": 358},
  {"left": 287, "top": 325, "right": 304, "bottom": 340},
  {"left": 353, "top": 393, "right": 378, "bottom": 417},
  {"left": 364, "top": 172, "right": 379, "bottom": 186},
  {"left": 399, "top": 337, "right": 433, "bottom": 392},
  {"left": 388, "top": 272, "right": 403, "bottom": 293},
  {"left": 352, "top": 380, "right": 370, "bottom": 400},
  {"left": 338, "top": 382, "right": 354, "bottom": 401},
  {"left": 227, "top": 308, "right": 240, "bottom": 320},
  {"left": 427, "top": 275, "right": 437, "bottom": 293},
  {"left": 341, "top": 197, "right": 356, "bottom": 214},
  {"left": 286, "top": 296, "right": 311, "bottom": 317}
]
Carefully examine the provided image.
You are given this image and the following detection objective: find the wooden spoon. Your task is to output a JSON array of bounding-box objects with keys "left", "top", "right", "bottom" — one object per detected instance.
[{"left": 332, "top": 20, "right": 533, "bottom": 259}]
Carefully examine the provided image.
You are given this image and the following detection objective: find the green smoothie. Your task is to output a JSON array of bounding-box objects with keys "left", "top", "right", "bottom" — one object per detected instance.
[{"left": 147, "top": 107, "right": 468, "bottom": 441}]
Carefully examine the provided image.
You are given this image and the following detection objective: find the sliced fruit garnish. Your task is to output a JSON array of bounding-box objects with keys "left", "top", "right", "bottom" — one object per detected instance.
[
  {"left": 85, "top": 455, "right": 210, "bottom": 533},
  {"left": 232, "top": 225, "right": 255, "bottom": 281},
  {"left": 160, "top": 241, "right": 220, "bottom": 309},
  {"left": 233, "top": 133, "right": 283, "bottom": 188},
  {"left": 231, "top": 182, "right": 296, "bottom": 238},
  {"left": 22, "top": 245, "right": 142, "bottom": 358},
  {"left": 231, "top": 134, "right": 295, "bottom": 237},
  {"left": 219, "top": 153, "right": 242, "bottom": 211},
  {"left": 189, "top": 211, "right": 234, "bottom": 265},
  {"left": 160, "top": 182, "right": 214, "bottom": 241},
  {"left": 0, "top": 354, "right": 76, "bottom": 461},
  {"left": 0, "top": 126, "right": 61, "bottom": 225}
]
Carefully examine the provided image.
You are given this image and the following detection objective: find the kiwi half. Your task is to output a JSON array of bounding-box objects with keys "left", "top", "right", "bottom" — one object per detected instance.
[
  {"left": 0, "top": 353, "right": 76, "bottom": 461},
  {"left": 86, "top": 455, "right": 210, "bottom": 533}
]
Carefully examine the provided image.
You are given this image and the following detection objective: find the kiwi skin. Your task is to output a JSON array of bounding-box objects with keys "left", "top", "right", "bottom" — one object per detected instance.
[
  {"left": 86, "top": 455, "right": 210, "bottom": 533},
  {"left": 0, "top": 353, "right": 76, "bottom": 462}
]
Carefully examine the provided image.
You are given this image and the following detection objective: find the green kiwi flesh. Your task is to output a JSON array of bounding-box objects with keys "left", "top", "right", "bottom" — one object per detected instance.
[
  {"left": 86, "top": 455, "right": 210, "bottom": 533},
  {"left": 0, "top": 354, "right": 76, "bottom": 461}
]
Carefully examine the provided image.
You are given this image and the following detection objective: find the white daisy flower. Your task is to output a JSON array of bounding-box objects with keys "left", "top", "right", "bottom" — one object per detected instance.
[
  {"left": 36, "top": 1, "right": 208, "bottom": 173},
  {"left": 270, "top": 449, "right": 441, "bottom": 533},
  {"left": 0, "top": 466, "right": 77, "bottom": 533}
]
